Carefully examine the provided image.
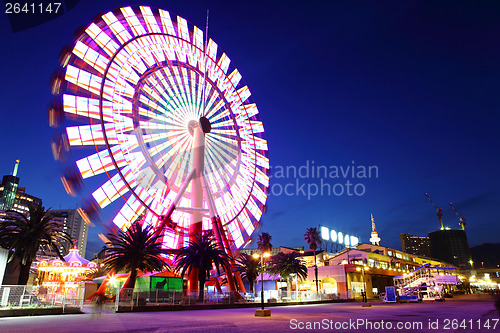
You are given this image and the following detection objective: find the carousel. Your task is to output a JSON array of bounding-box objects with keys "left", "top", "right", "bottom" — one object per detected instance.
[{"left": 37, "top": 247, "right": 98, "bottom": 301}]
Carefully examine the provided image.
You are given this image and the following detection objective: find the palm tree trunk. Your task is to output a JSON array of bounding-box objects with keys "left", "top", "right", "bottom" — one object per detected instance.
[
  {"left": 198, "top": 277, "right": 205, "bottom": 302},
  {"left": 314, "top": 249, "right": 319, "bottom": 293},
  {"left": 18, "top": 260, "right": 32, "bottom": 285},
  {"left": 128, "top": 269, "right": 138, "bottom": 290}
]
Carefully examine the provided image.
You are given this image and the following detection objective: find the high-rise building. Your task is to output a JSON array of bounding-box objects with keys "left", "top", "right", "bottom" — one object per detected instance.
[
  {"left": 51, "top": 209, "right": 89, "bottom": 258},
  {"left": 0, "top": 160, "right": 42, "bottom": 214},
  {"left": 428, "top": 229, "right": 471, "bottom": 270},
  {"left": 400, "top": 233, "right": 432, "bottom": 258}
]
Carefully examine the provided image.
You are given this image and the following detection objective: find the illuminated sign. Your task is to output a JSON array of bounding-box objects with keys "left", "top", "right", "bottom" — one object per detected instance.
[{"left": 320, "top": 225, "right": 359, "bottom": 247}]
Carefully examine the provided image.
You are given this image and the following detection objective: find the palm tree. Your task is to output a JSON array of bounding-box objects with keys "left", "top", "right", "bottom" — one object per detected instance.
[
  {"left": 271, "top": 252, "right": 308, "bottom": 294},
  {"left": 235, "top": 253, "right": 259, "bottom": 295},
  {"left": 103, "top": 222, "right": 167, "bottom": 290},
  {"left": 304, "top": 227, "right": 322, "bottom": 293},
  {"left": 257, "top": 232, "right": 272, "bottom": 253},
  {"left": 174, "top": 231, "right": 230, "bottom": 302},
  {"left": 0, "top": 203, "right": 73, "bottom": 285}
]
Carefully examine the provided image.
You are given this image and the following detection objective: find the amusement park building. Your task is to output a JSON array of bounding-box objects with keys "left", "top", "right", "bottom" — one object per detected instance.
[{"left": 281, "top": 243, "right": 457, "bottom": 300}]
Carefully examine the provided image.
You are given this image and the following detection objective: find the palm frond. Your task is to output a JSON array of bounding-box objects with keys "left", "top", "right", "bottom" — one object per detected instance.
[{"left": 103, "top": 222, "right": 168, "bottom": 275}]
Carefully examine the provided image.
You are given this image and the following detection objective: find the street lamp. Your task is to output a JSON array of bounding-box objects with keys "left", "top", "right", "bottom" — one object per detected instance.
[
  {"left": 253, "top": 251, "right": 271, "bottom": 316},
  {"left": 356, "top": 265, "right": 371, "bottom": 307}
]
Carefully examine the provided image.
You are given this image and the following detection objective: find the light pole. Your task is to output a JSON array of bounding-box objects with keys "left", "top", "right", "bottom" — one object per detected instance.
[
  {"left": 356, "top": 265, "right": 371, "bottom": 307},
  {"left": 253, "top": 251, "right": 270, "bottom": 316}
]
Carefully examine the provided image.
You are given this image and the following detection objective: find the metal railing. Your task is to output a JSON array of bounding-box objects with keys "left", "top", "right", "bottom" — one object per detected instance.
[
  {"left": 115, "top": 288, "right": 353, "bottom": 310},
  {"left": 0, "top": 285, "right": 85, "bottom": 311}
]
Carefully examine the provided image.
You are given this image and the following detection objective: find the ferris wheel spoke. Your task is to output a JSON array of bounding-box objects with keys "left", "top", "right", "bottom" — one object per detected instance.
[
  {"left": 137, "top": 97, "right": 184, "bottom": 129},
  {"left": 137, "top": 96, "right": 168, "bottom": 117},
  {"left": 137, "top": 106, "right": 181, "bottom": 128},
  {"left": 143, "top": 79, "right": 172, "bottom": 110},
  {"left": 205, "top": 142, "right": 236, "bottom": 174},
  {"left": 147, "top": 130, "right": 189, "bottom": 158},
  {"left": 206, "top": 135, "right": 239, "bottom": 157},
  {"left": 153, "top": 71, "right": 183, "bottom": 109},
  {"left": 167, "top": 67, "right": 189, "bottom": 109},
  {"left": 180, "top": 68, "right": 193, "bottom": 108},
  {"left": 137, "top": 120, "right": 180, "bottom": 131},
  {"left": 204, "top": 95, "right": 224, "bottom": 119},
  {"left": 210, "top": 129, "right": 237, "bottom": 138},
  {"left": 140, "top": 83, "right": 164, "bottom": 108},
  {"left": 210, "top": 116, "right": 233, "bottom": 129},
  {"left": 204, "top": 153, "right": 229, "bottom": 187},
  {"left": 141, "top": 132, "right": 169, "bottom": 144},
  {"left": 159, "top": 78, "right": 189, "bottom": 114},
  {"left": 209, "top": 107, "right": 230, "bottom": 124},
  {"left": 193, "top": 72, "right": 204, "bottom": 111},
  {"left": 158, "top": 146, "right": 191, "bottom": 182}
]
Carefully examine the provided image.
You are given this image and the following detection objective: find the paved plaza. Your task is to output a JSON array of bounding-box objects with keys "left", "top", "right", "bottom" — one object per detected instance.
[{"left": 0, "top": 294, "right": 498, "bottom": 333}]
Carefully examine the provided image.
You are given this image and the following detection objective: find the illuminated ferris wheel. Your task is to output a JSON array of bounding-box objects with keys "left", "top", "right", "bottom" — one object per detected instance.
[{"left": 50, "top": 6, "right": 269, "bottom": 255}]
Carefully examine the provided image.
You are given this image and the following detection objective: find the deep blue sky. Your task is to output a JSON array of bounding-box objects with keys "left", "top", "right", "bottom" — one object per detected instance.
[{"left": 1, "top": 1, "right": 499, "bottom": 259}]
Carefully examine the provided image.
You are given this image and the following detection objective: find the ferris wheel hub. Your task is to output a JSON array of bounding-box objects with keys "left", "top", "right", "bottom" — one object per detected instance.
[
  {"left": 199, "top": 116, "right": 211, "bottom": 134},
  {"left": 188, "top": 117, "right": 211, "bottom": 136}
]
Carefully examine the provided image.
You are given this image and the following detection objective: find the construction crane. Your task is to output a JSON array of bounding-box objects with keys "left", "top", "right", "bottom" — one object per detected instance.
[
  {"left": 449, "top": 202, "right": 467, "bottom": 230},
  {"left": 425, "top": 193, "right": 444, "bottom": 230}
]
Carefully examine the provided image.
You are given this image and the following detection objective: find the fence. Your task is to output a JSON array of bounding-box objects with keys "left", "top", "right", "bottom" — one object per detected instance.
[
  {"left": 0, "top": 285, "right": 85, "bottom": 312},
  {"left": 115, "top": 288, "right": 353, "bottom": 310}
]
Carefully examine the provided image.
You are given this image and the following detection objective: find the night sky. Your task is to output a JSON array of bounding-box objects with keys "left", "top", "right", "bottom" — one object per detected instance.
[{"left": 1, "top": 0, "right": 499, "bottom": 259}]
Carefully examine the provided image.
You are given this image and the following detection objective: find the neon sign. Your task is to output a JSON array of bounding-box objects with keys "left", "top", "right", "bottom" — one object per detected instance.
[{"left": 320, "top": 225, "right": 359, "bottom": 247}]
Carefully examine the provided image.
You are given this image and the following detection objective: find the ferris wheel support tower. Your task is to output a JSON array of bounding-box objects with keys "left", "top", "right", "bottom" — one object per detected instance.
[{"left": 189, "top": 121, "right": 205, "bottom": 293}]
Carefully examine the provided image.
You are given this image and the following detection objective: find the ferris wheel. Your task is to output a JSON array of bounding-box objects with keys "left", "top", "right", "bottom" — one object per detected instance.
[{"left": 50, "top": 6, "right": 270, "bottom": 256}]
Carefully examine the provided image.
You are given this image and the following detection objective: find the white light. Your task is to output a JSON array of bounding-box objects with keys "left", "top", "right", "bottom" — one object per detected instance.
[
  {"left": 350, "top": 236, "right": 359, "bottom": 247},
  {"left": 331, "top": 230, "right": 337, "bottom": 242},
  {"left": 344, "top": 234, "right": 350, "bottom": 246},
  {"left": 338, "top": 232, "right": 343, "bottom": 244},
  {"left": 321, "top": 226, "right": 329, "bottom": 241}
]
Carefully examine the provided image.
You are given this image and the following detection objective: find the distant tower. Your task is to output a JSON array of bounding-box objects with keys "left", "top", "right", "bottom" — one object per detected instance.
[
  {"left": 0, "top": 160, "right": 20, "bottom": 211},
  {"left": 0, "top": 160, "right": 42, "bottom": 213},
  {"left": 369, "top": 214, "right": 381, "bottom": 246},
  {"left": 12, "top": 159, "right": 20, "bottom": 177}
]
